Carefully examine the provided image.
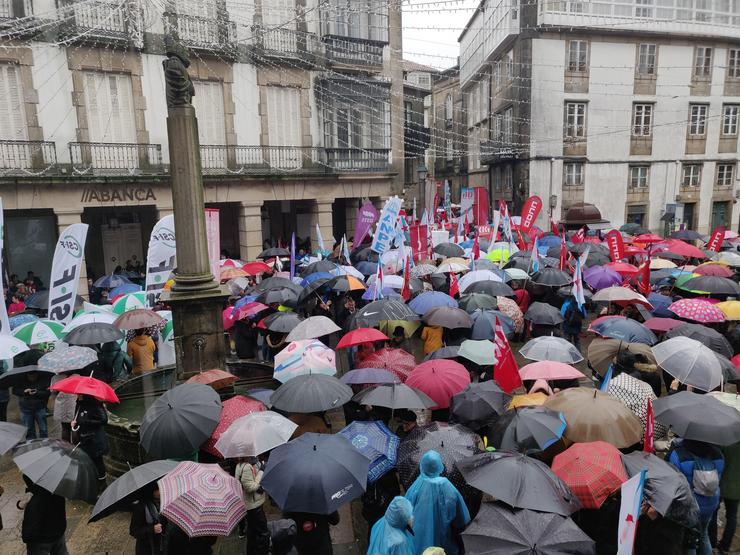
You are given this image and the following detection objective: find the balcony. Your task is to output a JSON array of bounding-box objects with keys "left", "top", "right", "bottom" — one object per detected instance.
[
  {"left": 253, "top": 28, "right": 318, "bottom": 63},
  {"left": 58, "top": 0, "right": 142, "bottom": 47},
  {"left": 323, "top": 35, "right": 384, "bottom": 68},
  {"left": 164, "top": 12, "right": 236, "bottom": 56},
  {"left": 200, "top": 146, "right": 328, "bottom": 175},
  {"left": 326, "top": 148, "right": 390, "bottom": 172},
  {"left": 69, "top": 142, "right": 163, "bottom": 176},
  {"left": 0, "top": 140, "right": 57, "bottom": 175}
]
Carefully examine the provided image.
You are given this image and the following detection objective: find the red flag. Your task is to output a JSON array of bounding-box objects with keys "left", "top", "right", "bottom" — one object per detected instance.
[
  {"left": 637, "top": 256, "right": 651, "bottom": 295},
  {"left": 707, "top": 225, "right": 726, "bottom": 252},
  {"left": 644, "top": 398, "right": 654, "bottom": 454},
  {"left": 559, "top": 232, "right": 567, "bottom": 270},
  {"left": 400, "top": 256, "right": 411, "bottom": 301},
  {"left": 519, "top": 195, "right": 543, "bottom": 233},
  {"left": 453, "top": 224, "right": 459, "bottom": 244},
  {"left": 449, "top": 272, "right": 460, "bottom": 298},
  {"left": 463, "top": 215, "right": 470, "bottom": 238},
  {"left": 550, "top": 218, "right": 560, "bottom": 235},
  {"left": 605, "top": 229, "right": 625, "bottom": 262},
  {"left": 572, "top": 227, "right": 586, "bottom": 244},
  {"left": 516, "top": 230, "right": 527, "bottom": 251},
  {"left": 493, "top": 316, "right": 522, "bottom": 393},
  {"left": 472, "top": 234, "right": 480, "bottom": 260}
]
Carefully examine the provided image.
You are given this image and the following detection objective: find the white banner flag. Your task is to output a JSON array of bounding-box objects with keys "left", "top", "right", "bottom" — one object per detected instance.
[
  {"left": 48, "top": 223, "right": 88, "bottom": 324},
  {"left": 617, "top": 471, "right": 646, "bottom": 555},
  {"left": 0, "top": 199, "right": 10, "bottom": 335},
  {"left": 370, "top": 196, "right": 403, "bottom": 255},
  {"left": 144, "top": 215, "right": 176, "bottom": 308}
]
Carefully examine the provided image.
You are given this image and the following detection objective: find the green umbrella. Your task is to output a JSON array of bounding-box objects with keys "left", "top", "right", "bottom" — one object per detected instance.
[
  {"left": 458, "top": 339, "right": 496, "bottom": 366},
  {"left": 111, "top": 292, "right": 147, "bottom": 315},
  {"left": 459, "top": 293, "right": 498, "bottom": 313},
  {"left": 12, "top": 320, "right": 65, "bottom": 345}
]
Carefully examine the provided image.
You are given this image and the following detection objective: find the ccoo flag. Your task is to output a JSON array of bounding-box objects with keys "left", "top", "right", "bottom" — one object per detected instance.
[
  {"left": 48, "top": 223, "right": 89, "bottom": 324},
  {"left": 145, "top": 215, "right": 176, "bottom": 308}
]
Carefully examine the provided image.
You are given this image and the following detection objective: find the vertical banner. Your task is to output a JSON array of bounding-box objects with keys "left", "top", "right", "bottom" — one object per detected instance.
[
  {"left": 370, "top": 196, "right": 403, "bottom": 255},
  {"left": 205, "top": 208, "right": 220, "bottom": 283},
  {"left": 353, "top": 201, "right": 379, "bottom": 247},
  {"left": 519, "top": 195, "right": 543, "bottom": 233},
  {"left": 48, "top": 223, "right": 89, "bottom": 324},
  {"left": 460, "top": 187, "right": 475, "bottom": 227},
  {"left": 617, "top": 471, "right": 646, "bottom": 555},
  {"left": 443, "top": 180, "right": 451, "bottom": 221},
  {"left": 145, "top": 215, "right": 176, "bottom": 308},
  {"left": 707, "top": 225, "right": 726, "bottom": 252},
  {"left": 605, "top": 229, "right": 625, "bottom": 262},
  {"left": 0, "top": 199, "right": 10, "bottom": 335},
  {"left": 410, "top": 224, "right": 428, "bottom": 262},
  {"left": 473, "top": 186, "right": 489, "bottom": 225},
  {"left": 424, "top": 178, "right": 436, "bottom": 219}
]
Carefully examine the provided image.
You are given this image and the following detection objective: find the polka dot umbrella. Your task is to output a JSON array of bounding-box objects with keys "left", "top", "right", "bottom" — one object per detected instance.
[{"left": 668, "top": 298, "right": 726, "bottom": 324}]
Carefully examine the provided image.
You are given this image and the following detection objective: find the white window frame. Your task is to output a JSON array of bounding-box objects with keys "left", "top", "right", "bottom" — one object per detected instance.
[
  {"left": 564, "top": 162, "right": 584, "bottom": 187},
  {"left": 689, "top": 104, "right": 708, "bottom": 136},
  {"left": 567, "top": 40, "right": 588, "bottom": 72},
  {"left": 716, "top": 163, "right": 735, "bottom": 187},
  {"left": 694, "top": 46, "right": 713, "bottom": 77},
  {"left": 632, "top": 103, "right": 653, "bottom": 137},
  {"left": 82, "top": 71, "right": 136, "bottom": 144},
  {"left": 444, "top": 93, "right": 453, "bottom": 124},
  {"left": 502, "top": 106, "right": 513, "bottom": 144},
  {"left": 682, "top": 163, "right": 702, "bottom": 188},
  {"left": 637, "top": 43, "right": 657, "bottom": 75},
  {"left": 192, "top": 80, "right": 226, "bottom": 145},
  {"left": 0, "top": 63, "right": 27, "bottom": 141},
  {"left": 445, "top": 137, "right": 453, "bottom": 161},
  {"left": 723, "top": 104, "right": 739, "bottom": 136},
  {"left": 629, "top": 165, "right": 650, "bottom": 188},
  {"left": 564, "top": 102, "right": 587, "bottom": 139},
  {"left": 729, "top": 49, "right": 740, "bottom": 78},
  {"left": 635, "top": 0, "right": 654, "bottom": 18}
]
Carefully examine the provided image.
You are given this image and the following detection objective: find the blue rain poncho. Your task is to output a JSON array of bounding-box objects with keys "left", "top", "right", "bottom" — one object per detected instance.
[
  {"left": 405, "top": 450, "right": 471, "bottom": 555},
  {"left": 367, "top": 496, "right": 415, "bottom": 555}
]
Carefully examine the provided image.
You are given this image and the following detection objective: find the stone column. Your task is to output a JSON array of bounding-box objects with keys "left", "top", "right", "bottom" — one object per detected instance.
[
  {"left": 345, "top": 200, "right": 359, "bottom": 245},
  {"left": 238, "top": 201, "right": 264, "bottom": 261},
  {"left": 54, "top": 209, "right": 89, "bottom": 300},
  {"left": 311, "top": 199, "right": 334, "bottom": 253}
]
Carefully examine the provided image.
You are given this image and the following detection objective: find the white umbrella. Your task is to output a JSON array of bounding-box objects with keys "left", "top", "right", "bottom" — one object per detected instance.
[
  {"left": 436, "top": 261, "right": 470, "bottom": 274},
  {"left": 459, "top": 270, "right": 504, "bottom": 293},
  {"left": 0, "top": 335, "right": 29, "bottom": 360},
  {"left": 367, "top": 274, "right": 404, "bottom": 289},
  {"left": 519, "top": 336, "right": 584, "bottom": 364},
  {"left": 285, "top": 316, "right": 341, "bottom": 342},
  {"left": 82, "top": 301, "right": 113, "bottom": 314},
  {"left": 215, "top": 411, "right": 298, "bottom": 458},
  {"left": 505, "top": 268, "right": 529, "bottom": 281},
  {"left": 64, "top": 312, "right": 117, "bottom": 333},
  {"left": 652, "top": 337, "right": 723, "bottom": 392}
]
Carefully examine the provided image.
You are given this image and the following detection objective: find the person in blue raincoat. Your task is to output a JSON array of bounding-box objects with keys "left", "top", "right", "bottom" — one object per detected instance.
[
  {"left": 404, "top": 450, "right": 470, "bottom": 555},
  {"left": 367, "top": 496, "right": 415, "bottom": 555}
]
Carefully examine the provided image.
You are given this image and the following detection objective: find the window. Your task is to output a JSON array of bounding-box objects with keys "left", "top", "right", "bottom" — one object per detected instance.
[
  {"left": 564, "top": 102, "right": 587, "bottom": 138},
  {"left": 444, "top": 94, "right": 453, "bottom": 124},
  {"left": 320, "top": 80, "right": 390, "bottom": 152},
  {"left": 729, "top": 49, "right": 740, "bottom": 78},
  {"left": 629, "top": 165, "right": 650, "bottom": 188},
  {"left": 468, "top": 128, "right": 481, "bottom": 170},
  {"left": 682, "top": 163, "right": 702, "bottom": 187},
  {"left": 192, "top": 80, "right": 226, "bottom": 145},
  {"left": 694, "top": 47, "right": 713, "bottom": 77},
  {"left": 635, "top": 0, "right": 653, "bottom": 17},
  {"left": 492, "top": 112, "right": 503, "bottom": 142},
  {"left": 723, "top": 105, "right": 739, "bottom": 136},
  {"left": 445, "top": 137, "right": 453, "bottom": 161},
  {"left": 82, "top": 71, "right": 135, "bottom": 143},
  {"left": 503, "top": 165, "right": 513, "bottom": 190},
  {"left": 567, "top": 41, "right": 588, "bottom": 72},
  {"left": 323, "top": 0, "right": 388, "bottom": 42},
  {"left": 404, "top": 101, "right": 412, "bottom": 125},
  {"left": 502, "top": 107, "right": 513, "bottom": 144},
  {"left": 637, "top": 44, "right": 657, "bottom": 75},
  {"left": 262, "top": 0, "right": 297, "bottom": 51},
  {"left": 716, "top": 163, "right": 735, "bottom": 187},
  {"left": 626, "top": 205, "right": 647, "bottom": 226},
  {"left": 564, "top": 162, "right": 584, "bottom": 187},
  {"left": 632, "top": 104, "right": 653, "bottom": 136},
  {"left": 266, "top": 86, "right": 301, "bottom": 147},
  {"left": 503, "top": 50, "right": 514, "bottom": 82},
  {"left": 688, "top": 104, "right": 708, "bottom": 136},
  {"left": 0, "top": 63, "right": 26, "bottom": 140}
]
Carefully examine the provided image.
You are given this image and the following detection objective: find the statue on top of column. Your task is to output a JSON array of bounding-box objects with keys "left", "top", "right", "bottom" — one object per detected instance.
[{"left": 163, "top": 35, "right": 195, "bottom": 108}]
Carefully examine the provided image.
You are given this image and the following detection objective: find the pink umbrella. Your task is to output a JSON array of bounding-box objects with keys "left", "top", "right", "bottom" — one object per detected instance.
[
  {"left": 643, "top": 318, "right": 683, "bottom": 333},
  {"left": 203, "top": 395, "right": 264, "bottom": 456},
  {"left": 694, "top": 264, "right": 734, "bottom": 278},
  {"left": 668, "top": 299, "right": 726, "bottom": 324},
  {"left": 361, "top": 348, "right": 416, "bottom": 382},
  {"left": 519, "top": 361, "right": 584, "bottom": 381},
  {"left": 406, "top": 359, "right": 470, "bottom": 409},
  {"left": 223, "top": 307, "right": 237, "bottom": 331},
  {"left": 496, "top": 296, "right": 524, "bottom": 333}
]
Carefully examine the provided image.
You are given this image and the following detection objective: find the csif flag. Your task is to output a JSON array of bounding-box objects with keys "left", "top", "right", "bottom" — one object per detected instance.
[
  {"left": 48, "top": 223, "right": 89, "bottom": 324},
  {"left": 493, "top": 316, "right": 522, "bottom": 393},
  {"left": 145, "top": 215, "right": 176, "bottom": 308}
]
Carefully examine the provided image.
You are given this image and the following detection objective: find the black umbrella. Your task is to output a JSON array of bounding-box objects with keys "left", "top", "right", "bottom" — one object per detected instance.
[
  {"left": 139, "top": 383, "right": 222, "bottom": 458},
  {"left": 0, "top": 365, "right": 54, "bottom": 388},
  {"left": 653, "top": 391, "right": 740, "bottom": 445},
  {"left": 557, "top": 286, "right": 593, "bottom": 301},
  {"left": 350, "top": 247, "right": 378, "bottom": 264},
  {"left": 680, "top": 276, "right": 740, "bottom": 296},
  {"left": 434, "top": 242, "right": 466, "bottom": 258},
  {"left": 25, "top": 290, "right": 84, "bottom": 310},
  {"left": 654, "top": 251, "right": 686, "bottom": 262},
  {"left": 424, "top": 306, "right": 473, "bottom": 329},
  {"left": 253, "top": 276, "right": 302, "bottom": 294},
  {"left": 270, "top": 373, "right": 353, "bottom": 413},
  {"left": 671, "top": 229, "right": 702, "bottom": 241},
  {"left": 487, "top": 406, "right": 566, "bottom": 454},
  {"left": 457, "top": 451, "right": 581, "bottom": 516},
  {"left": 0, "top": 421, "right": 27, "bottom": 455},
  {"left": 350, "top": 299, "right": 419, "bottom": 328},
  {"left": 524, "top": 302, "right": 564, "bottom": 326},
  {"left": 13, "top": 439, "right": 98, "bottom": 502},
  {"left": 296, "top": 279, "right": 332, "bottom": 305},
  {"left": 621, "top": 451, "right": 700, "bottom": 531},
  {"left": 665, "top": 323, "right": 733, "bottom": 358},
  {"left": 463, "top": 281, "right": 515, "bottom": 297},
  {"left": 257, "top": 247, "right": 290, "bottom": 259},
  {"left": 262, "top": 433, "right": 369, "bottom": 514},
  {"left": 620, "top": 223, "right": 648, "bottom": 234},
  {"left": 300, "top": 260, "right": 338, "bottom": 276},
  {"left": 449, "top": 382, "right": 511, "bottom": 430},
  {"left": 471, "top": 309, "right": 515, "bottom": 339},
  {"left": 546, "top": 244, "right": 572, "bottom": 258},
  {"left": 353, "top": 383, "right": 436, "bottom": 410},
  {"left": 64, "top": 323, "right": 124, "bottom": 345},
  {"left": 462, "top": 502, "right": 595, "bottom": 555},
  {"left": 263, "top": 312, "right": 304, "bottom": 333},
  {"left": 256, "top": 288, "right": 299, "bottom": 306},
  {"left": 424, "top": 346, "right": 461, "bottom": 361},
  {"left": 583, "top": 251, "right": 611, "bottom": 268},
  {"left": 89, "top": 460, "right": 179, "bottom": 522},
  {"left": 458, "top": 293, "right": 498, "bottom": 313},
  {"left": 531, "top": 268, "right": 572, "bottom": 287}
]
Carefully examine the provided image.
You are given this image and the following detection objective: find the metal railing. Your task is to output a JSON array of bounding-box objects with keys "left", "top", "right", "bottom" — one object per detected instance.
[
  {"left": 323, "top": 35, "right": 384, "bottom": 66},
  {"left": 69, "top": 142, "right": 163, "bottom": 175},
  {"left": 200, "top": 145, "right": 328, "bottom": 174},
  {"left": 0, "top": 0, "right": 32, "bottom": 18},
  {"left": 164, "top": 12, "right": 236, "bottom": 52},
  {"left": 58, "top": 0, "right": 138, "bottom": 43},
  {"left": 0, "top": 140, "right": 56, "bottom": 174},
  {"left": 325, "top": 148, "right": 390, "bottom": 172}
]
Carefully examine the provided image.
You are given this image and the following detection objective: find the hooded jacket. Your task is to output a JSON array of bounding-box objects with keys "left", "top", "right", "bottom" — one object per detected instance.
[
  {"left": 128, "top": 335, "right": 156, "bottom": 375},
  {"left": 367, "top": 497, "right": 415, "bottom": 555},
  {"left": 99, "top": 341, "right": 133, "bottom": 381},
  {"left": 404, "top": 450, "right": 470, "bottom": 555}
]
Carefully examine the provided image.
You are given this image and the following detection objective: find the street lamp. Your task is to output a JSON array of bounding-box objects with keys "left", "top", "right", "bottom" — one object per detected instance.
[{"left": 417, "top": 162, "right": 428, "bottom": 182}]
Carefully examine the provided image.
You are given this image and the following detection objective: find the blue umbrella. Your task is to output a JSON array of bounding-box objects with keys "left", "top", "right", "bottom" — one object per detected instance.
[
  {"left": 9, "top": 314, "right": 38, "bottom": 330},
  {"left": 590, "top": 316, "right": 658, "bottom": 346},
  {"left": 362, "top": 286, "right": 401, "bottom": 301},
  {"left": 647, "top": 293, "right": 673, "bottom": 317},
  {"left": 471, "top": 309, "right": 514, "bottom": 339},
  {"left": 109, "top": 283, "right": 142, "bottom": 297},
  {"left": 538, "top": 235, "right": 562, "bottom": 248},
  {"left": 301, "top": 272, "right": 335, "bottom": 287},
  {"left": 231, "top": 295, "right": 259, "bottom": 316},
  {"left": 93, "top": 274, "right": 131, "bottom": 289},
  {"left": 245, "top": 388, "right": 274, "bottom": 407},
  {"left": 409, "top": 291, "right": 458, "bottom": 316},
  {"left": 338, "top": 421, "right": 399, "bottom": 483},
  {"left": 356, "top": 261, "right": 379, "bottom": 276}
]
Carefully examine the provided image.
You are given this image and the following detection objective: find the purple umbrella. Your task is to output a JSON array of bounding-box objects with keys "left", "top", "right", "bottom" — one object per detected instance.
[{"left": 583, "top": 266, "right": 622, "bottom": 291}]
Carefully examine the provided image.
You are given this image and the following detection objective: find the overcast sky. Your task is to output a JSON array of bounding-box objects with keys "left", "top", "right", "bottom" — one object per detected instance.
[{"left": 402, "top": 0, "right": 479, "bottom": 70}]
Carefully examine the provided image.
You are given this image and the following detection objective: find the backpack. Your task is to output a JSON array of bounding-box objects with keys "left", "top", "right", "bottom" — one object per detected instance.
[
  {"left": 565, "top": 303, "right": 583, "bottom": 327},
  {"left": 691, "top": 455, "right": 720, "bottom": 497}
]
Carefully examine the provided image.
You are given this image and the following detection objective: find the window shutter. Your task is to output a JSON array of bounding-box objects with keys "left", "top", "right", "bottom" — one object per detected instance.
[
  {"left": 0, "top": 64, "right": 27, "bottom": 140},
  {"left": 193, "top": 80, "right": 226, "bottom": 145},
  {"left": 267, "top": 87, "right": 301, "bottom": 147},
  {"left": 83, "top": 72, "right": 135, "bottom": 143}
]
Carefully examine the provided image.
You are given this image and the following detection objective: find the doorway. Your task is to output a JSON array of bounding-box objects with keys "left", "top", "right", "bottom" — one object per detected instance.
[{"left": 711, "top": 201, "right": 730, "bottom": 231}]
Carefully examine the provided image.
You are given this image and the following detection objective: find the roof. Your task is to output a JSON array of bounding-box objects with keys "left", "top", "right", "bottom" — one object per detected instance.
[
  {"left": 401, "top": 59, "right": 438, "bottom": 74},
  {"left": 458, "top": 0, "right": 487, "bottom": 43}
]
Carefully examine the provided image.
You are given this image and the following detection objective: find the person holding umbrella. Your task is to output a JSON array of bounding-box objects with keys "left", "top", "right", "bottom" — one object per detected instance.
[
  {"left": 367, "top": 496, "right": 415, "bottom": 555},
  {"left": 235, "top": 456, "right": 270, "bottom": 555},
  {"left": 129, "top": 486, "right": 166, "bottom": 555},
  {"left": 19, "top": 474, "right": 69, "bottom": 555},
  {"left": 12, "top": 369, "right": 51, "bottom": 440},
  {"left": 560, "top": 295, "right": 586, "bottom": 352},
  {"left": 72, "top": 394, "right": 109, "bottom": 489},
  {"left": 98, "top": 341, "right": 133, "bottom": 382}
]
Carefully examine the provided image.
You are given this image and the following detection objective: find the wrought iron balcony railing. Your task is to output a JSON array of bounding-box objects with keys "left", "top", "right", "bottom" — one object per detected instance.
[
  {"left": 322, "top": 35, "right": 384, "bottom": 67},
  {"left": 69, "top": 142, "right": 163, "bottom": 176},
  {"left": 164, "top": 12, "right": 236, "bottom": 54},
  {"left": 0, "top": 140, "right": 57, "bottom": 175},
  {"left": 254, "top": 27, "right": 319, "bottom": 60},
  {"left": 325, "top": 148, "right": 390, "bottom": 172},
  {"left": 200, "top": 145, "right": 328, "bottom": 175},
  {"left": 59, "top": 0, "right": 142, "bottom": 46}
]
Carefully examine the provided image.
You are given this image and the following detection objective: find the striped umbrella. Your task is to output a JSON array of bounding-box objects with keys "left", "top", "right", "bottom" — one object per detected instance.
[
  {"left": 64, "top": 311, "right": 117, "bottom": 332},
  {"left": 159, "top": 461, "right": 246, "bottom": 537},
  {"left": 111, "top": 292, "right": 147, "bottom": 315},
  {"left": 12, "top": 320, "right": 65, "bottom": 345},
  {"left": 38, "top": 345, "right": 98, "bottom": 373},
  {"left": 0, "top": 335, "right": 29, "bottom": 360}
]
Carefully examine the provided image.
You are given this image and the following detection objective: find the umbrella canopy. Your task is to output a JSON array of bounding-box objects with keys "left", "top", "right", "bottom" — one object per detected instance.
[
  {"left": 552, "top": 441, "right": 628, "bottom": 509},
  {"left": 111, "top": 292, "right": 147, "bottom": 314},
  {"left": 458, "top": 293, "right": 498, "bottom": 313},
  {"left": 12, "top": 320, "right": 65, "bottom": 345},
  {"left": 437, "top": 260, "right": 470, "bottom": 273},
  {"left": 9, "top": 313, "right": 39, "bottom": 330},
  {"left": 13, "top": 439, "right": 98, "bottom": 502},
  {"left": 50, "top": 375, "right": 119, "bottom": 403},
  {"left": 263, "top": 312, "right": 303, "bottom": 333},
  {"left": 339, "top": 367, "right": 397, "bottom": 385},
  {"left": 109, "top": 283, "right": 142, "bottom": 297},
  {"left": 650, "top": 258, "right": 677, "bottom": 270},
  {"left": 336, "top": 328, "right": 388, "bottom": 349},
  {"left": 257, "top": 247, "right": 290, "bottom": 259},
  {"left": 215, "top": 411, "right": 297, "bottom": 458},
  {"left": 63, "top": 322, "right": 123, "bottom": 345},
  {"left": 285, "top": 316, "right": 341, "bottom": 342},
  {"left": 93, "top": 274, "right": 132, "bottom": 289},
  {"left": 256, "top": 289, "right": 299, "bottom": 306},
  {"left": 488, "top": 406, "right": 566, "bottom": 454},
  {"left": 434, "top": 242, "right": 466, "bottom": 258},
  {"left": 671, "top": 229, "right": 702, "bottom": 241},
  {"left": 583, "top": 266, "right": 622, "bottom": 290},
  {"left": 668, "top": 298, "right": 726, "bottom": 323},
  {"left": 643, "top": 317, "right": 683, "bottom": 333},
  {"left": 655, "top": 239, "right": 707, "bottom": 259},
  {"left": 464, "top": 280, "right": 515, "bottom": 297},
  {"left": 680, "top": 275, "right": 740, "bottom": 296},
  {"left": 462, "top": 502, "right": 595, "bottom": 555},
  {"left": 592, "top": 286, "right": 652, "bottom": 308},
  {"left": 621, "top": 451, "right": 700, "bottom": 531},
  {"left": 113, "top": 309, "right": 165, "bottom": 330},
  {"left": 425, "top": 346, "right": 461, "bottom": 361},
  {"left": 0, "top": 334, "right": 29, "bottom": 359},
  {"left": 449, "top": 381, "right": 511, "bottom": 430},
  {"left": 519, "top": 336, "right": 584, "bottom": 364},
  {"left": 653, "top": 391, "right": 740, "bottom": 445},
  {"left": 423, "top": 306, "right": 474, "bottom": 329},
  {"left": 0, "top": 421, "right": 27, "bottom": 455},
  {"left": 0, "top": 365, "right": 53, "bottom": 388},
  {"left": 470, "top": 308, "right": 516, "bottom": 340},
  {"left": 90, "top": 460, "right": 179, "bottom": 522},
  {"left": 406, "top": 359, "right": 471, "bottom": 409},
  {"left": 63, "top": 311, "right": 117, "bottom": 332},
  {"left": 524, "top": 302, "right": 564, "bottom": 326},
  {"left": 262, "top": 433, "right": 369, "bottom": 514},
  {"left": 185, "top": 369, "right": 237, "bottom": 391},
  {"left": 664, "top": 323, "right": 733, "bottom": 358},
  {"left": 25, "top": 290, "right": 84, "bottom": 310},
  {"left": 457, "top": 451, "right": 581, "bottom": 516},
  {"left": 353, "top": 383, "right": 436, "bottom": 410},
  {"left": 694, "top": 264, "right": 734, "bottom": 277},
  {"left": 338, "top": 420, "right": 399, "bottom": 484},
  {"left": 325, "top": 275, "right": 366, "bottom": 293},
  {"left": 409, "top": 291, "right": 458, "bottom": 316},
  {"left": 273, "top": 340, "right": 336, "bottom": 383},
  {"left": 350, "top": 299, "right": 419, "bottom": 328},
  {"left": 38, "top": 345, "right": 98, "bottom": 373},
  {"left": 545, "top": 388, "right": 642, "bottom": 448},
  {"left": 586, "top": 338, "right": 656, "bottom": 377},
  {"left": 458, "top": 270, "right": 504, "bottom": 292},
  {"left": 270, "top": 373, "right": 352, "bottom": 413},
  {"left": 361, "top": 348, "right": 416, "bottom": 382},
  {"left": 652, "top": 336, "right": 723, "bottom": 392},
  {"left": 410, "top": 263, "right": 437, "bottom": 278},
  {"left": 519, "top": 361, "right": 584, "bottom": 381},
  {"left": 531, "top": 268, "right": 572, "bottom": 287},
  {"left": 159, "top": 461, "right": 246, "bottom": 537},
  {"left": 717, "top": 300, "right": 740, "bottom": 320},
  {"left": 202, "top": 395, "right": 265, "bottom": 456},
  {"left": 496, "top": 297, "right": 525, "bottom": 333},
  {"left": 140, "top": 383, "right": 223, "bottom": 459},
  {"left": 588, "top": 316, "right": 658, "bottom": 345},
  {"left": 457, "top": 339, "right": 496, "bottom": 366}
]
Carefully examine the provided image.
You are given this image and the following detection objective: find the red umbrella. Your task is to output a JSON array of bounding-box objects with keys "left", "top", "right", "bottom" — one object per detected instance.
[
  {"left": 242, "top": 262, "right": 273, "bottom": 276},
  {"left": 406, "top": 360, "right": 471, "bottom": 409},
  {"left": 203, "top": 395, "right": 265, "bottom": 457},
  {"left": 643, "top": 317, "right": 683, "bottom": 333},
  {"left": 633, "top": 233, "right": 664, "bottom": 244},
  {"left": 623, "top": 245, "right": 647, "bottom": 256},
  {"left": 694, "top": 264, "right": 734, "bottom": 278},
  {"left": 732, "top": 354, "right": 740, "bottom": 369},
  {"left": 235, "top": 302, "right": 269, "bottom": 321},
  {"left": 186, "top": 369, "right": 237, "bottom": 390},
  {"left": 336, "top": 328, "right": 389, "bottom": 349},
  {"left": 669, "top": 298, "right": 726, "bottom": 323},
  {"left": 604, "top": 262, "right": 639, "bottom": 275},
  {"left": 655, "top": 239, "right": 707, "bottom": 259},
  {"left": 223, "top": 307, "right": 237, "bottom": 331},
  {"left": 551, "top": 441, "right": 627, "bottom": 509},
  {"left": 361, "top": 348, "right": 416, "bottom": 382},
  {"left": 50, "top": 375, "right": 119, "bottom": 403}
]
